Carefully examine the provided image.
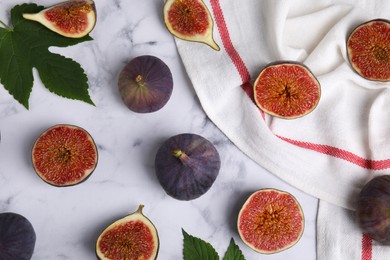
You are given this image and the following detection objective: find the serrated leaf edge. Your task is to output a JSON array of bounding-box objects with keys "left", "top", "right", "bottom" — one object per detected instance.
[
  {"left": 223, "top": 238, "right": 246, "bottom": 260},
  {"left": 182, "top": 228, "right": 219, "bottom": 260},
  {"left": 35, "top": 53, "right": 95, "bottom": 106}
]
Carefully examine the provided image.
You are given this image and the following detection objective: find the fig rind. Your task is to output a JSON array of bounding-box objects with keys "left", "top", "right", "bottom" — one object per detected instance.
[
  {"left": 347, "top": 19, "right": 390, "bottom": 82},
  {"left": 237, "top": 188, "right": 305, "bottom": 254},
  {"left": 118, "top": 55, "right": 174, "bottom": 113},
  {"left": 163, "top": 0, "right": 220, "bottom": 51},
  {"left": 32, "top": 124, "right": 98, "bottom": 187},
  {"left": 356, "top": 175, "right": 390, "bottom": 244},
  {"left": 155, "top": 133, "right": 221, "bottom": 201},
  {"left": 22, "top": 0, "right": 97, "bottom": 38},
  {"left": 0, "top": 212, "right": 36, "bottom": 260},
  {"left": 253, "top": 61, "right": 321, "bottom": 119},
  {"left": 96, "top": 205, "right": 159, "bottom": 260}
]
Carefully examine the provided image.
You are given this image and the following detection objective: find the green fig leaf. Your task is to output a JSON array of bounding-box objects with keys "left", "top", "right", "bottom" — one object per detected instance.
[
  {"left": 182, "top": 229, "right": 219, "bottom": 260},
  {"left": 223, "top": 238, "right": 245, "bottom": 260},
  {"left": 0, "top": 3, "right": 94, "bottom": 109}
]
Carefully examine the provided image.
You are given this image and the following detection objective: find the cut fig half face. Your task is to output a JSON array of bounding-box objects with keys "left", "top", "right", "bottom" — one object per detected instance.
[
  {"left": 237, "top": 189, "right": 305, "bottom": 254},
  {"left": 347, "top": 19, "right": 390, "bottom": 82},
  {"left": 22, "top": 0, "right": 97, "bottom": 38},
  {"left": 32, "top": 124, "right": 98, "bottom": 187},
  {"left": 96, "top": 205, "right": 159, "bottom": 260},
  {"left": 253, "top": 61, "right": 321, "bottom": 119},
  {"left": 164, "top": 0, "right": 220, "bottom": 51}
]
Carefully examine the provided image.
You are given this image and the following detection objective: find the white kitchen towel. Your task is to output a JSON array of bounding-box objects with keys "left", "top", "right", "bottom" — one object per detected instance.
[
  {"left": 173, "top": 0, "right": 390, "bottom": 259},
  {"left": 317, "top": 201, "right": 390, "bottom": 260}
]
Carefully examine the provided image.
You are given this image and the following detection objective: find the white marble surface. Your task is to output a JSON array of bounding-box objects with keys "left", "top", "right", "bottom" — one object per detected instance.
[{"left": 0, "top": 0, "right": 318, "bottom": 259}]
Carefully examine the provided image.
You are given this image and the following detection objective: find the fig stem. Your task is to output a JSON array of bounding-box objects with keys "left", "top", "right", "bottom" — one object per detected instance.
[
  {"left": 172, "top": 149, "right": 184, "bottom": 157},
  {"left": 137, "top": 204, "right": 144, "bottom": 214},
  {"left": 135, "top": 75, "right": 145, "bottom": 88},
  {"left": 172, "top": 149, "right": 189, "bottom": 163},
  {"left": 135, "top": 75, "right": 143, "bottom": 82},
  {"left": 0, "top": 19, "right": 11, "bottom": 31}
]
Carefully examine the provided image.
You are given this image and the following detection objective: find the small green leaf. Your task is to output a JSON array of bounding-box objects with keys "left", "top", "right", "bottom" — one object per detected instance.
[
  {"left": 0, "top": 3, "right": 94, "bottom": 109},
  {"left": 182, "top": 229, "right": 219, "bottom": 260},
  {"left": 35, "top": 53, "right": 94, "bottom": 105},
  {"left": 0, "top": 29, "right": 34, "bottom": 108},
  {"left": 223, "top": 238, "right": 246, "bottom": 260}
]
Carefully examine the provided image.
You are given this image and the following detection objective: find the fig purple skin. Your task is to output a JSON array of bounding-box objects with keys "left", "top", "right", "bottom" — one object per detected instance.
[
  {"left": 155, "top": 133, "right": 221, "bottom": 200},
  {"left": 118, "top": 55, "right": 173, "bottom": 113},
  {"left": 356, "top": 175, "right": 390, "bottom": 244},
  {"left": 0, "top": 212, "right": 36, "bottom": 260}
]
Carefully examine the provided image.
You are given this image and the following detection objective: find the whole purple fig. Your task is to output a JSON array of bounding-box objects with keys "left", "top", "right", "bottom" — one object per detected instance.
[
  {"left": 0, "top": 212, "right": 36, "bottom": 260},
  {"left": 118, "top": 55, "right": 173, "bottom": 113},
  {"left": 155, "top": 133, "right": 221, "bottom": 201},
  {"left": 356, "top": 175, "right": 390, "bottom": 244}
]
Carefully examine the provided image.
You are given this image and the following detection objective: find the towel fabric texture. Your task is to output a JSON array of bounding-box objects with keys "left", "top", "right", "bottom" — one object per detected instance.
[{"left": 174, "top": 0, "right": 390, "bottom": 259}]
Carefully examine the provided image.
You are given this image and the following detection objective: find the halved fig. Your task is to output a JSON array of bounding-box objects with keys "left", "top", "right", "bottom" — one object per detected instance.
[
  {"left": 163, "top": 0, "right": 220, "bottom": 51},
  {"left": 155, "top": 133, "right": 220, "bottom": 201},
  {"left": 96, "top": 205, "right": 159, "bottom": 260},
  {"left": 0, "top": 212, "right": 36, "bottom": 260},
  {"left": 347, "top": 19, "right": 390, "bottom": 81},
  {"left": 356, "top": 175, "right": 390, "bottom": 244},
  {"left": 22, "top": 0, "right": 97, "bottom": 38},
  {"left": 32, "top": 124, "right": 98, "bottom": 187},
  {"left": 118, "top": 55, "right": 173, "bottom": 113},
  {"left": 237, "top": 189, "right": 305, "bottom": 254},
  {"left": 253, "top": 61, "right": 321, "bottom": 119}
]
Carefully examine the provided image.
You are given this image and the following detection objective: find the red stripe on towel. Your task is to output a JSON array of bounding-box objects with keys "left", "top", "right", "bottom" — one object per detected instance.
[
  {"left": 210, "top": 0, "right": 390, "bottom": 171},
  {"left": 210, "top": 0, "right": 264, "bottom": 118},
  {"left": 278, "top": 135, "right": 390, "bottom": 170},
  {"left": 210, "top": 0, "right": 251, "bottom": 84},
  {"left": 362, "top": 234, "right": 372, "bottom": 260}
]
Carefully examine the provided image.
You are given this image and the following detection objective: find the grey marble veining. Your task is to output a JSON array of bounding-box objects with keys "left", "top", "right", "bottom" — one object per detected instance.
[{"left": 0, "top": 0, "right": 317, "bottom": 259}]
